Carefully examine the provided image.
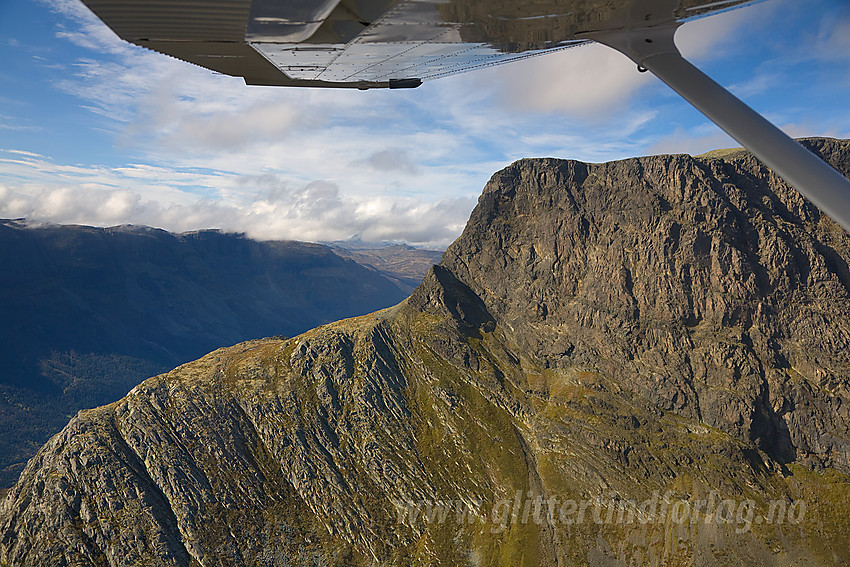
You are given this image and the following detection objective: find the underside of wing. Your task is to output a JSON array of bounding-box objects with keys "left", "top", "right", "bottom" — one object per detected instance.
[{"left": 80, "top": 0, "right": 759, "bottom": 89}]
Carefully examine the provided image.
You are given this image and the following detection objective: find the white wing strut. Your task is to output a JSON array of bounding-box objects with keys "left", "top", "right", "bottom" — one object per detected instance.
[{"left": 588, "top": 23, "right": 850, "bottom": 233}]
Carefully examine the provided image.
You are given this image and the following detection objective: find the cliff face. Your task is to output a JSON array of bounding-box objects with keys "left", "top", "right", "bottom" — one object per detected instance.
[
  {"left": 3, "top": 139, "right": 850, "bottom": 566},
  {"left": 441, "top": 138, "right": 850, "bottom": 473}
]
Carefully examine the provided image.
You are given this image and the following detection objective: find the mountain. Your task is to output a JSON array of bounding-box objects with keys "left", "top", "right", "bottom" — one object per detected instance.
[
  {"left": 3, "top": 138, "right": 850, "bottom": 566},
  {"left": 329, "top": 243, "right": 444, "bottom": 294},
  {"left": 0, "top": 223, "right": 413, "bottom": 488}
]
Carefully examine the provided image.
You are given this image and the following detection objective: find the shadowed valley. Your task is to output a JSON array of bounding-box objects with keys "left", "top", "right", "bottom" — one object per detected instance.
[{"left": 0, "top": 224, "right": 422, "bottom": 488}]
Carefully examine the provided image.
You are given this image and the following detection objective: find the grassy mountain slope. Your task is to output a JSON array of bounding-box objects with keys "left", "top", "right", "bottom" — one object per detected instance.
[
  {"left": 0, "top": 224, "right": 412, "bottom": 487},
  {"left": 2, "top": 139, "right": 850, "bottom": 565}
]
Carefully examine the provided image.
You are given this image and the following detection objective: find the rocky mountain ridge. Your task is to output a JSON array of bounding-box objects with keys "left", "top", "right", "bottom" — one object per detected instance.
[
  {"left": 2, "top": 138, "right": 849, "bottom": 566},
  {"left": 0, "top": 223, "right": 414, "bottom": 488}
]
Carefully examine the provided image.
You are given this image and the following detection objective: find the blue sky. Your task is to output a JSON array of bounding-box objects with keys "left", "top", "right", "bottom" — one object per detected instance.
[{"left": 1, "top": 0, "right": 849, "bottom": 247}]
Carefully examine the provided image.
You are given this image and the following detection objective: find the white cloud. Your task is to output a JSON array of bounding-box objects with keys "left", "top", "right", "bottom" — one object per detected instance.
[
  {"left": 2, "top": 0, "right": 844, "bottom": 247},
  {"left": 452, "top": 0, "right": 761, "bottom": 120},
  {"left": 0, "top": 149, "right": 48, "bottom": 159},
  {"left": 467, "top": 43, "right": 654, "bottom": 118},
  {"left": 674, "top": 2, "right": 763, "bottom": 61},
  {"left": 0, "top": 151, "right": 473, "bottom": 247},
  {"left": 0, "top": 178, "right": 474, "bottom": 248}
]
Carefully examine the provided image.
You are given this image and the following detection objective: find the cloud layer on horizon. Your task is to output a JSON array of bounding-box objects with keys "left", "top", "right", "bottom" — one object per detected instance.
[
  {"left": 0, "top": 150, "right": 475, "bottom": 247},
  {"left": 1, "top": 0, "right": 848, "bottom": 246}
]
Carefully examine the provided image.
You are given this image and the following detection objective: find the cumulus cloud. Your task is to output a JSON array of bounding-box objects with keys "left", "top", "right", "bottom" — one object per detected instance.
[
  {"left": 0, "top": 151, "right": 472, "bottom": 247},
  {"left": 0, "top": 179, "right": 473, "bottom": 248}
]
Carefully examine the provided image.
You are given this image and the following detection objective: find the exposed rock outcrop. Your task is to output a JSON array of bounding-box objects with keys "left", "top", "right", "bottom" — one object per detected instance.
[
  {"left": 2, "top": 139, "right": 850, "bottom": 566},
  {"left": 441, "top": 138, "right": 850, "bottom": 473}
]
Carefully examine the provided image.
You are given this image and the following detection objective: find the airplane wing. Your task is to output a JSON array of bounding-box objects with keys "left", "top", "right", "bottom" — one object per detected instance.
[
  {"left": 79, "top": 0, "right": 755, "bottom": 89},
  {"left": 80, "top": 0, "right": 850, "bottom": 233}
]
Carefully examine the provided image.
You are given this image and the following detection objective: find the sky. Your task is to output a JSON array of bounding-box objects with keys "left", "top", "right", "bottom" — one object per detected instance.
[{"left": 1, "top": 0, "right": 849, "bottom": 248}]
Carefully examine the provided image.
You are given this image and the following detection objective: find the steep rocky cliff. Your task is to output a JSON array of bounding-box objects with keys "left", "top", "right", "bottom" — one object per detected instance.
[{"left": 3, "top": 139, "right": 850, "bottom": 566}]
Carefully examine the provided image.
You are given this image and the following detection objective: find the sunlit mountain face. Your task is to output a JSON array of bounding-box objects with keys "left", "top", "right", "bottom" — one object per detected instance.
[{"left": 3, "top": 139, "right": 849, "bottom": 566}]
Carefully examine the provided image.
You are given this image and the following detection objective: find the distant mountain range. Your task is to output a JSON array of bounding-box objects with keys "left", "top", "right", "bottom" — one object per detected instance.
[
  {"left": 0, "top": 221, "right": 438, "bottom": 488},
  {"left": 329, "top": 244, "right": 444, "bottom": 294},
  {"left": 323, "top": 236, "right": 445, "bottom": 293},
  {"left": 4, "top": 139, "right": 849, "bottom": 565}
]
